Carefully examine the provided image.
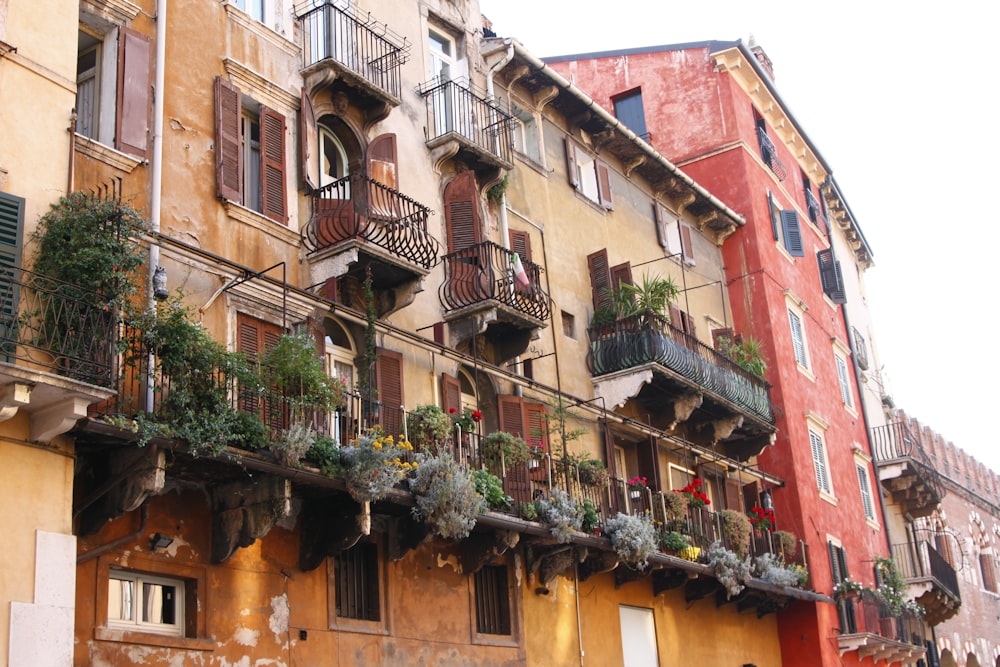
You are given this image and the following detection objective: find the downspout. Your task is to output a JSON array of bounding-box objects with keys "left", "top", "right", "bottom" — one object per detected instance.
[{"left": 147, "top": 0, "right": 167, "bottom": 410}]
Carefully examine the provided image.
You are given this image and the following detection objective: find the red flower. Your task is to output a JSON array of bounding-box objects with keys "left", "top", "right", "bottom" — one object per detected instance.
[
  {"left": 449, "top": 407, "right": 457, "bottom": 414},
  {"left": 471, "top": 410, "right": 482, "bottom": 422}
]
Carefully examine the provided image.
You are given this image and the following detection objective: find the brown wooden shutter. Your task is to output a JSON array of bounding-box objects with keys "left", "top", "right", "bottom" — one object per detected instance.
[
  {"left": 376, "top": 348, "right": 404, "bottom": 437},
  {"left": 680, "top": 223, "right": 696, "bottom": 265},
  {"left": 214, "top": 76, "right": 242, "bottom": 202},
  {"left": 440, "top": 373, "right": 462, "bottom": 414},
  {"left": 301, "top": 92, "right": 318, "bottom": 191},
  {"left": 509, "top": 229, "right": 531, "bottom": 262},
  {"left": 596, "top": 160, "right": 613, "bottom": 210},
  {"left": 668, "top": 304, "right": 682, "bottom": 331},
  {"left": 587, "top": 249, "right": 611, "bottom": 311},
  {"left": 564, "top": 137, "right": 579, "bottom": 188},
  {"left": 742, "top": 481, "right": 760, "bottom": 514},
  {"left": 636, "top": 434, "right": 661, "bottom": 491},
  {"left": 115, "top": 27, "right": 151, "bottom": 159},
  {"left": 724, "top": 477, "right": 741, "bottom": 511},
  {"left": 524, "top": 402, "right": 549, "bottom": 450},
  {"left": 497, "top": 395, "right": 525, "bottom": 437},
  {"left": 712, "top": 328, "right": 734, "bottom": 352},
  {"left": 610, "top": 262, "right": 632, "bottom": 291},
  {"left": 237, "top": 313, "right": 283, "bottom": 421},
  {"left": 653, "top": 203, "right": 669, "bottom": 249},
  {"left": 367, "top": 133, "right": 397, "bottom": 189},
  {"left": 444, "top": 171, "right": 481, "bottom": 253},
  {"left": 260, "top": 106, "right": 287, "bottom": 224}
]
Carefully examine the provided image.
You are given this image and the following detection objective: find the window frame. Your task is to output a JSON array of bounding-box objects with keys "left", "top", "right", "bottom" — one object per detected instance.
[
  {"left": 788, "top": 308, "right": 809, "bottom": 369},
  {"left": 564, "top": 137, "right": 613, "bottom": 210},
  {"left": 855, "top": 462, "right": 876, "bottom": 521},
  {"left": 510, "top": 100, "right": 543, "bottom": 165},
  {"left": 809, "top": 428, "right": 833, "bottom": 497},
  {"left": 328, "top": 538, "right": 390, "bottom": 634},
  {"left": 471, "top": 563, "right": 516, "bottom": 644},
  {"left": 612, "top": 88, "right": 649, "bottom": 141},
  {"left": 107, "top": 569, "right": 185, "bottom": 637},
  {"left": 835, "top": 353, "right": 853, "bottom": 408}
]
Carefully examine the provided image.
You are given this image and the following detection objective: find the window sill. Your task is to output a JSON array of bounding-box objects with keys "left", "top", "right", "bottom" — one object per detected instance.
[
  {"left": 864, "top": 518, "right": 880, "bottom": 531},
  {"left": 570, "top": 188, "right": 609, "bottom": 214},
  {"left": 774, "top": 242, "right": 795, "bottom": 264},
  {"left": 224, "top": 201, "right": 299, "bottom": 245},
  {"left": 329, "top": 618, "right": 389, "bottom": 636},
  {"left": 819, "top": 491, "right": 838, "bottom": 507},
  {"left": 74, "top": 135, "right": 144, "bottom": 173},
  {"left": 94, "top": 627, "right": 214, "bottom": 651},
  {"left": 514, "top": 151, "right": 548, "bottom": 175},
  {"left": 796, "top": 363, "right": 815, "bottom": 382},
  {"left": 843, "top": 403, "right": 858, "bottom": 419},
  {"left": 472, "top": 633, "right": 519, "bottom": 648}
]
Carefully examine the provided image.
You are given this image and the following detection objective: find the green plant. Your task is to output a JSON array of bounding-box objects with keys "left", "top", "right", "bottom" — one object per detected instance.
[
  {"left": 273, "top": 421, "right": 317, "bottom": 466},
  {"left": 486, "top": 174, "right": 509, "bottom": 204},
  {"left": 472, "top": 469, "right": 512, "bottom": 511},
  {"left": 725, "top": 336, "right": 768, "bottom": 378},
  {"left": 340, "top": 430, "right": 415, "bottom": 503},
  {"left": 535, "top": 488, "right": 584, "bottom": 543},
  {"left": 832, "top": 578, "right": 864, "bottom": 598},
  {"left": 871, "top": 556, "right": 923, "bottom": 615},
  {"left": 719, "top": 509, "right": 752, "bottom": 558},
  {"left": 773, "top": 530, "right": 798, "bottom": 559},
  {"left": 480, "top": 431, "right": 529, "bottom": 468},
  {"left": 580, "top": 498, "right": 601, "bottom": 534},
  {"left": 606, "top": 512, "right": 658, "bottom": 568},
  {"left": 406, "top": 404, "right": 453, "bottom": 452},
  {"left": 754, "top": 552, "right": 804, "bottom": 588},
  {"left": 305, "top": 435, "right": 341, "bottom": 474},
  {"left": 589, "top": 304, "right": 619, "bottom": 328},
  {"left": 228, "top": 410, "right": 269, "bottom": 451},
  {"left": 707, "top": 542, "right": 752, "bottom": 599},
  {"left": 662, "top": 491, "right": 690, "bottom": 527},
  {"left": 661, "top": 530, "right": 689, "bottom": 553},
  {"left": 410, "top": 452, "right": 486, "bottom": 540},
  {"left": 614, "top": 272, "right": 679, "bottom": 320},
  {"left": 567, "top": 454, "right": 609, "bottom": 488},
  {"left": 518, "top": 501, "right": 539, "bottom": 521},
  {"left": 261, "top": 333, "right": 346, "bottom": 419}
]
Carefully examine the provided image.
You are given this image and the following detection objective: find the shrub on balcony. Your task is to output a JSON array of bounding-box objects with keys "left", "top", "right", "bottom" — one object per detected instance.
[
  {"left": 340, "top": 429, "right": 415, "bottom": 503},
  {"left": 535, "top": 488, "right": 584, "bottom": 543},
  {"left": 722, "top": 336, "right": 768, "bottom": 378},
  {"left": 406, "top": 404, "right": 453, "bottom": 452},
  {"left": 660, "top": 530, "right": 689, "bottom": 554},
  {"left": 481, "top": 431, "right": 530, "bottom": 468},
  {"left": 410, "top": 452, "right": 485, "bottom": 540},
  {"left": 261, "top": 332, "right": 346, "bottom": 418},
  {"left": 606, "top": 512, "right": 658, "bottom": 568},
  {"left": 773, "top": 530, "right": 798, "bottom": 559},
  {"left": 581, "top": 498, "right": 601, "bottom": 535},
  {"left": 755, "top": 552, "right": 807, "bottom": 588},
  {"left": 719, "top": 509, "right": 752, "bottom": 558},
  {"left": 614, "top": 272, "right": 679, "bottom": 320},
  {"left": 472, "top": 469, "right": 512, "bottom": 511},
  {"left": 662, "top": 491, "right": 690, "bottom": 528},
  {"left": 707, "top": 542, "right": 752, "bottom": 599}
]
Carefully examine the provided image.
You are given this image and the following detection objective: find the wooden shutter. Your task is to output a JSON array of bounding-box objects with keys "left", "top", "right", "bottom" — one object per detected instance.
[
  {"left": 214, "top": 76, "right": 242, "bottom": 202},
  {"left": 440, "top": 372, "right": 461, "bottom": 414},
  {"left": 524, "top": 402, "right": 549, "bottom": 450},
  {"left": 587, "top": 249, "right": 611, "bottom": 311},
  {"left": 596, "top": 161, "right": 614, "bottom": 210},
  {"left": 742, "top": 481, "right": 760, "bottom": 514},
  {"left": 780, "top": 210, "right": 804, "bottom": 256},
  {"left": 376, "top": 348, "right": 404, "bottom": 437},
  {"left": 444, "top": 171, "right": 481, "bottom": 253},
  {"left": 497, "top": 395, "right": 525, "bottom": 437},
  {"left": 367, "top": 134, "right": 397, "bottom": 189},
  {"left": 301, "top": 92, "right": 318, "bottom": 191},
  {"left": 724, "top": 477, "right": 741, "bottom": 511},
  {"left": 0, "top": 193, "right": 24, "bottom": 360},
  {"left": 237, "top": 313, "right": 283, "bottom": 422},
  {"left": 712, "top": 328, "right": 734, "bottom": 353},
  {"left": 260, "top": 106, "right": 287, "bottom": 223},
  {"left": 828, "top": 541, "right": 845, "bottom": 583},
  {"left": 115, "top": 27, "right": 151, "bottom": 159},
  {"left": 509, "top": 229, "right": 531, "bottom": 262},
  {"left": 679, "top": 223, "right": 696, "bottom": 265},
  {"left": 564, "top": 137, "right": 579, "bottom": 188},
  {"left": 610, "top": 262, "right": 633, "bottom": 291},
  {"left": 817, "top": 249, "right": 846, "bottom": 304},
  {"left": 767, "top": 192, "right": 779, "bottom": 241},
  {"left": 636, "top": 435, "right": 660, "bottom": 491}
]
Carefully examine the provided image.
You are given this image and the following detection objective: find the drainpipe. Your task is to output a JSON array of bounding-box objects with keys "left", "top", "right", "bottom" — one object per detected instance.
[{"left": 146, "top": 0, "right": 167, "bottom": 410}]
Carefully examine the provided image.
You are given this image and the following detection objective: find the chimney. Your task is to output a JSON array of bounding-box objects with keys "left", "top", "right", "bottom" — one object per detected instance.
[{"left": 747, "top": 34, "right": 775, "bottom": 81}]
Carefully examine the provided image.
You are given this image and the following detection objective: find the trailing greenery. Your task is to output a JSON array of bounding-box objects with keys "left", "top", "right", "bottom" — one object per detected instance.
[
  {"left": 660, "top": 530, "right": 689, "bottom": 553},
  {"left": 472, "top": 469, "right": 512, "bottom": 511},
  {"left": 486, "top": 174, "right": 509, "bottom": 204},
  {"left": 719, "top": 508, "right": 753, "bottom": 558},
  {"left": 773, "top": 530, "right": 798, "bottom": 559},
  {"left": 535, "top": 488, "right": 584, "bottom": 543},
  {"left": 406, "top": 404, "right": 453, "bottom": 452},
  {"left": 605, "top": 512, "right": 658, "bottom": 568},
  {"left": 410, "top": 452, "right": 486, "bottom": 540},
  {"left": 707, "top": 542, "right": 752, "bottom": 599},
  {"left": 340, "top": 430, "right": 415, "bottom": 503},
  {"left": 870, "top": 557, "right": 924, "bottom": 616},
  {"left": 480, "top": 431, "right": 530, "bottom": 468}
]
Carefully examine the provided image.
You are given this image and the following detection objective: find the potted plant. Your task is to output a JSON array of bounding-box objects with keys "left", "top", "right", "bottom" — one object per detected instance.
[
  {"left": 663, "top": 490, "right": 691, "bottom": 529},
  {"left": 772, "top": 530, "right": 798, "bottom": 559},
  {"left": 660, "top": 530, "right": 689, "bottom": 555},
  {"left": 748, "top": 505, "right": 776, "bottom": 532},
  {"left": 573, "top": 455, "right": 610, "bottom": 488},
  {"left": 526, "top": 442, "right": 545, "bottom": 469},
  {"left": 406, "top": 404, "right": 452, "bottom": 452},
  {"left": 677, "top": 478, "right": 710, "bottom": 508},
  {"left": 606, "top": 512, "right": 658, "bottom": 568},
  {"left": 409, "top": 452, "right": 485, "bottom": 541},
  {"left": 480, "top": 431, "right": 529, "bottom": 469},
  {"left": 718, "top": 509, "right": 752, "bottom": 558},
  {"left": 627, "top": 475, "right": 648, "bottom": 499}
]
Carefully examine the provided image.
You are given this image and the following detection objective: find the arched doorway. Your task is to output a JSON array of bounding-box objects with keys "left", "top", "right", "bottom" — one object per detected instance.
[{"left": 325, "top": 318, "right": 357, "bottom": 442}]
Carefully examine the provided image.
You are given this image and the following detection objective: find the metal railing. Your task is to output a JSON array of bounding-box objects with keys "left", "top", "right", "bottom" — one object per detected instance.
[
  {"left": 587, "top": 311, "right": 773, "bottom": 423},
  {"left": 890, "top": 541, "right": 960, "bottom": 601},
  {"left": 296, "top": 0, "right": 409, "bottom": 99},
  {"left": 870, "top": 421, "right": 945, "bottom": 498},
  {"left": 838, "top": 593, "right": 926, "bottom": 646},
  {"left": 439, "top": 241, "right": 551, "bottom": 322},
  {"left": 418, "top": 77, "right": 515, "bottom": 165},
  {"left": 302, "top": 173, "right": 439, "bottom": 270},
  {"left": 0, "top": 267, "right": 119, "bottom": 387},
  {"left": 756, "top": 127, "right": 787, "bottom": 180},
  {"left": 805, "top": 189, "right": 824, "bottom": 225}
]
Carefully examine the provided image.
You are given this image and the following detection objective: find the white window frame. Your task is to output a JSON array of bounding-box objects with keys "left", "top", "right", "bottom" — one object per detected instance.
[
  {"left": 788, "top": 308, "right": 808, "bottom": 369},
  {"left": 241, "top": 106, "right": 262, "bottom": 212},
  {"left": 575, "top": 150, "right": 600, "bottom": 204},
  {"left": 835, "top": 354, "right": 852, "bottom": 407},
  {"left": 428, "top": 27, "right": 455, "bottom": 82},
  {"left": 107, "top": 570, "right": 185, "bottom": 637},
  {"left": 856, "top": 462, "right": 876, "bottom": 521},
  {"left": 76, "top": 25, "right": 118, "bottom": 146},
  {"left": 809, "top": 428, "right": 833, "bottom": 497},
  {"left": 511, "top": 101, "right": 542, "bottom": 165}
]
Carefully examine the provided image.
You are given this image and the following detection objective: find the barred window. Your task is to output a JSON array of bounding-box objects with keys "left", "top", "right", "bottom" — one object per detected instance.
[
  {"left": 474, "top": 565, "right": 511, "bottom": 636},
  {"left": 334, "top": 542, "right": 381, "bottom": 621}
]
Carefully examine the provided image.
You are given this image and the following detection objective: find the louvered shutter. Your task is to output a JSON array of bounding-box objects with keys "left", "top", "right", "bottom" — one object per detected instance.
[
  {"left": 789, "top": 310, "right": 807, "bottom": 367},
  {"left": 669, "top": 304, "right": 682, "bottom": 332},
  {"left": 564, "top": 138, "right": 579, "bottom": 188},
  {"left": 724, "top": 477, "right": 741, "bottom": 511},
  {"left": 636, "top": 434, "right": 660, "bottom": 491},
  {"left": 610, "top": 262, "right": 633, "bottom": 291},
  {"left": 115, "top": 27, "right": 151, "bottom": 159},
  {"left": 260, "top": 106, "right": 287, "bottom": 223},
  {"left": 587, "top": 249, "right": 611, "bottom": 311},
  {"left": 497, "top": 395, "right": 525, "bottom": 437},
  {"left": 780, "top": 210, "right": 804, "bottom": 256},
  {"left": 376, "top": 348, "right": 404, "bottom": 437},
  {"left": 301, "top": 92, "right": 318, "bottom": 191},
  {"left": 367, "top": 134, "right": 397, "bottom": 189},
  {"left": 237, "top": 313, "right": 283, "bottom": 423},
  {"left": 214, "top": 76, "right": 242, "bottom": 202},
  {"left": 440, "top": 373, "right": 461, "bottom": 414},
  {"left": 596, "top": 161, "right": 613, "bottom": 210},
  {"left": 0, "top": 193, "right": 24, "bottom": 361},
  {"left": 444, "top": 171, "right": 481, "bottom": 253},
  {"left": 810, "top": 431, "right": 830, "bottom": 493},
  {"left": 828, "top": 541, "right": 843, "bottom": 584},
  {"left": 679, "top": 223, "right": 696, "bottom": 265},
  {"left": 509, "top": 229, "right": 531, "bottom": 262},
  {"left": 524, "top": 402, "right": 548, "bottom": 450},
  {"left": 817, "top": 249, "right": 847, "bottom": 304}
]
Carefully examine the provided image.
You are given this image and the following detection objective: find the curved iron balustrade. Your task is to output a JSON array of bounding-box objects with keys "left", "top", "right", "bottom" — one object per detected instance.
[
  {"left": 418, "top": 77, "right": 515, "bottom": 165},
  {"left": 869, "top": 421, "right": 946, "bottom": 503},
  {"left": 439, "top": 241, "right": 551, "bottom": 322},
  {"left": 302, "top": 174, "right": 439, "bottom": 270},
  {"left": 587, "top": 312, "right": 774, "bottom": 423}
]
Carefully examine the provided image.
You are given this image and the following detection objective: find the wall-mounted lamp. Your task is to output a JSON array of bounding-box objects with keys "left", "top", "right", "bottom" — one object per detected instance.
[
  {"left": 149, "top": 533, "right": 174, "bottom": 551},
  {"left": 761, "top": 490, "right": 774, "bottom": 511},
  {"left": 153, "top": 266, "right": 169, "bottom": 301}
]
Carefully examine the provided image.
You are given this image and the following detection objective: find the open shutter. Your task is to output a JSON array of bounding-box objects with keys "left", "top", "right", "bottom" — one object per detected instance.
[
  {"left": 636, "top": 434, "right": 661, "bottom": 491},
  {"left": 767, "top": 192, "right": 779, "bottom": 241},
  {"left": 497, "top": 395, "right": 526, "bottom": 437},
  {"left": 301, "top": 92, "right": 318, "bottom": 191},
  {"left": 444, "top": 171, "right": 481, "bottom": 253},
  {"left": 679, "top": 223, "right": 696, "bottom": 265},
  {"left": 780, "top": 210, "right": 804, "bottom": 256},
  {"left": 724, "top": 477, "right": 741, "bottom": 511},
  {"left": 610, "top": 262, "right": 633, "bottom": 292},
  {"left": 524, "top": 402, "right": 549, "bottom": 450},
  {"left": 237, "top": 313, "right": 284, "bottom": 424},
  {"left": 509, "top": 229, "right": 531, "bottom": 263},
  {"left": 828, "top": 541, "right": 844, "bottom": 584},
  {"left": 587, "top": 249, "right": 611, "bottom": 311},
  {"left": 367, "top": 133, "right": 397, "bottom": 189},
  {"left": 260, "top": 106, "right": 287, "bottom": 223},
  {"left": 564, "top": 138, "right": 579, "bottom": 188},
  {"left": 596, "top": 161, "right": 613, "bottom": 210},
  {"left": 214, "top": 76, "right": 242, "bottom": 202},
  {"left": 115, "top": 27, "right": 151, "bottom": 159},
  {"left": 376, "top": 348, "right": 404, "bottom": 437},
  {"left": 440, "top": 373, "right": 461, "bottom": 414},
  {"left": 817, "top": 249, "right": 847, "bottom": 304},
  {"left": 0, "top": 193, "right": 24, "bottom": 361}
]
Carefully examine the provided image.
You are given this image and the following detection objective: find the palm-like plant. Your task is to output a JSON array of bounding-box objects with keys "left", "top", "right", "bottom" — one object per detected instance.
[{"left": 613, "top": 272, "right": 679, "bottom": 321}]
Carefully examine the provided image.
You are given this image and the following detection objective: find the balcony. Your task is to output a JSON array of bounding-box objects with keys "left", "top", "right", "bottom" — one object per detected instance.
[
  {"left": 835, "top": 593, "right": 926, "bottom": 665},
  {"left": 439, "top": 241, "right": 550, "bottom": 364},
  {"left": 756, "top": 127, "right": 787, "bottom": 181},
  {"left": 805, "top": 189, "right": 824, "bottom": 226},
  {"left": 302, "top": 173, "right": 440, "bottom": 315},
  {"left": 587, "top": 312, "right": 775, "bottom": 459},
  {"left": 889, "top": 541, "right": 961, "bottom": 625},
  {"left": 418, "top": 77, "right": 515, "bottom": 176},
  {"left": 297, "top": 1, "right": 409, "bottom": 124},
  {"left": 871, "top": 422, "right": 944, "bottom": 518}
]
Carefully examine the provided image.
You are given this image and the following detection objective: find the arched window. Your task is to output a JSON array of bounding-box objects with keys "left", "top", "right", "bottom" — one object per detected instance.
[
  {"left": 319, "top": 126, "right": 349, "bottom": 188},
  {"left": 325, "top": 319, "right": 356, "bottom": 442}
]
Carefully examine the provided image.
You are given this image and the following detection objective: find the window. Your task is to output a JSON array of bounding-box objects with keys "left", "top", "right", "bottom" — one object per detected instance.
[
  {"left": 766, "top": 192, "right": 803, "bottom": 256},
  {"left": 375, "top": 348, "right": 404, "bottom": 438},
  {"left": 319, "top": 126, "right": 349, "bottom": 188},
  {"left": 612, "top": 89, "right": 648, "bottom": 141},
  {"left": 835, "top": 354, "right": 853, "bottom": 408},
  {"left": 76, "top": 22, "right": 150, "bottom": 158},
  {"left": 980, "top": 553, "right": 998, "bottom": 593},
  {"left": 818, "top": 249, "right": 846, "bottom": 303},
  {"left": 802, "top": 171, "right": 822, "bottom": 224},
  {"left": 498, "top": 394, "right": 548, "bottom": 449},
  {"left": 333, "top": 541, "right": 381, "bottom": 622},
  {"left": 654, "top": 203, "right": 682, "bottom": 257},
  {"left": 753, "top": 108, "right": 785, "bottom": 180},
  {"left": 852, "top": 327, "right": 869, "bottom": 370},
  {"left": 474, "top": 565, "right": 511, "bottom": 636},
  {"left": 214, "top": 76, "right": 287, "bottom": 223},
  {"left": 232, "top": 0, "right": 264, "bottom": 23},
  {"left": 565, "top": 138, "right": 613, "bottom": 209},
  {"left": 107, "top": 570, "right": 184, "bottom": 637},
  {"left": 511, "top": 102, "right": 542, "bottom": 163},
  {"left": 428, "top": 28, "right": 455, "bottom": 81},
  {"left": 788, "top": 309, "right": 808, "bottom": 368},
  {"left": 810, "top": 429, "right": 832, "bottom": 495},
  {"left": 619, "top": 606, "right": 659, "bottom": 666},
  {"left": 669, "top": 304, "right": 696, "bottom": 338},
  {"left": 237, "top": 313, "right": 286, "bottom": 429},
  {"left": 828, "top": 539, "right": 857, "bottom": 633},
  {"left": 856, "top": 463, "right": 875, "bottom": 520},
  {"left": 561, "top": 311, "right": 575, "bottom": 339}
]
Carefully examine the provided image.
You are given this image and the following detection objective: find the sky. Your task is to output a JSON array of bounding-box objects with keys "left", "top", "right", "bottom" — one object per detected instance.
[{"left": 480, "top": 0, "right": 1000, "bottom": 473}]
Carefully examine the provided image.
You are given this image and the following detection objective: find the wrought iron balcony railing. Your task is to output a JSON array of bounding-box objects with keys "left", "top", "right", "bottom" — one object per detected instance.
[
  {"left": 0, "top": 267, "right": 119, "bottom": 387},
  {"left": 890, "top": 541, "right": 960, "bottom": 602},
  {"left": 302, "top": 173, "right": 439, "bottom": 270},
  {"left": 418, "top": 77, "right": 515, "bottom": 165},
  {"left": 587, "top": 312, "right": 773, "bottom": 423},
  {"left": 805, "top": 189, "right": 824, "bottom": 225},
  {"left": 756, "top": 126, "right": 787, "bottom": 181},
  {"left": 439, "top": 241, "right": 551, "bottom": 322},
  {"left": 837, "top": 592, "right": 926, "bottom": 647},
  {"left": 296, "top": 0, "right": 409, "bottom": 99}
]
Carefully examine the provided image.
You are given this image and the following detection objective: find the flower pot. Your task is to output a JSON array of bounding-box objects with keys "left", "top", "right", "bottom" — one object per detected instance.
[
  {"left": 679, "top": 546, "right": 701, "bottom": 562},
  {"left": 527, "top": 458, "right": 540, "bottom": 470},
  {"left": 630, "top": 490, "right": 642, "bottom": 500}
]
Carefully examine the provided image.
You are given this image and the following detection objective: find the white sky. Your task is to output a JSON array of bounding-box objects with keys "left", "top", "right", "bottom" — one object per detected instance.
[{"left": 480, "top": 0, "right": 1000, "bottom": 473}]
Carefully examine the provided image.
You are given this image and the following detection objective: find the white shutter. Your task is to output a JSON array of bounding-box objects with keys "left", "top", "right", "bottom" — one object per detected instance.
[
  {"left": 789, "top": 310, "right": 807, "bottom": 367},
  {"left": 856, "top": 464, "right": 874, "bottom": 520},
  {"left": 810, "top": 430, "right": 830, "bottom": 494}
]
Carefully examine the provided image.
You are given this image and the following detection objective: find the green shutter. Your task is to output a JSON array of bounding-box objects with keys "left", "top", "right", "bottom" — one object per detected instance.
[{"left": 0, "top": 192, "right": 24, "bottom": 362}]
